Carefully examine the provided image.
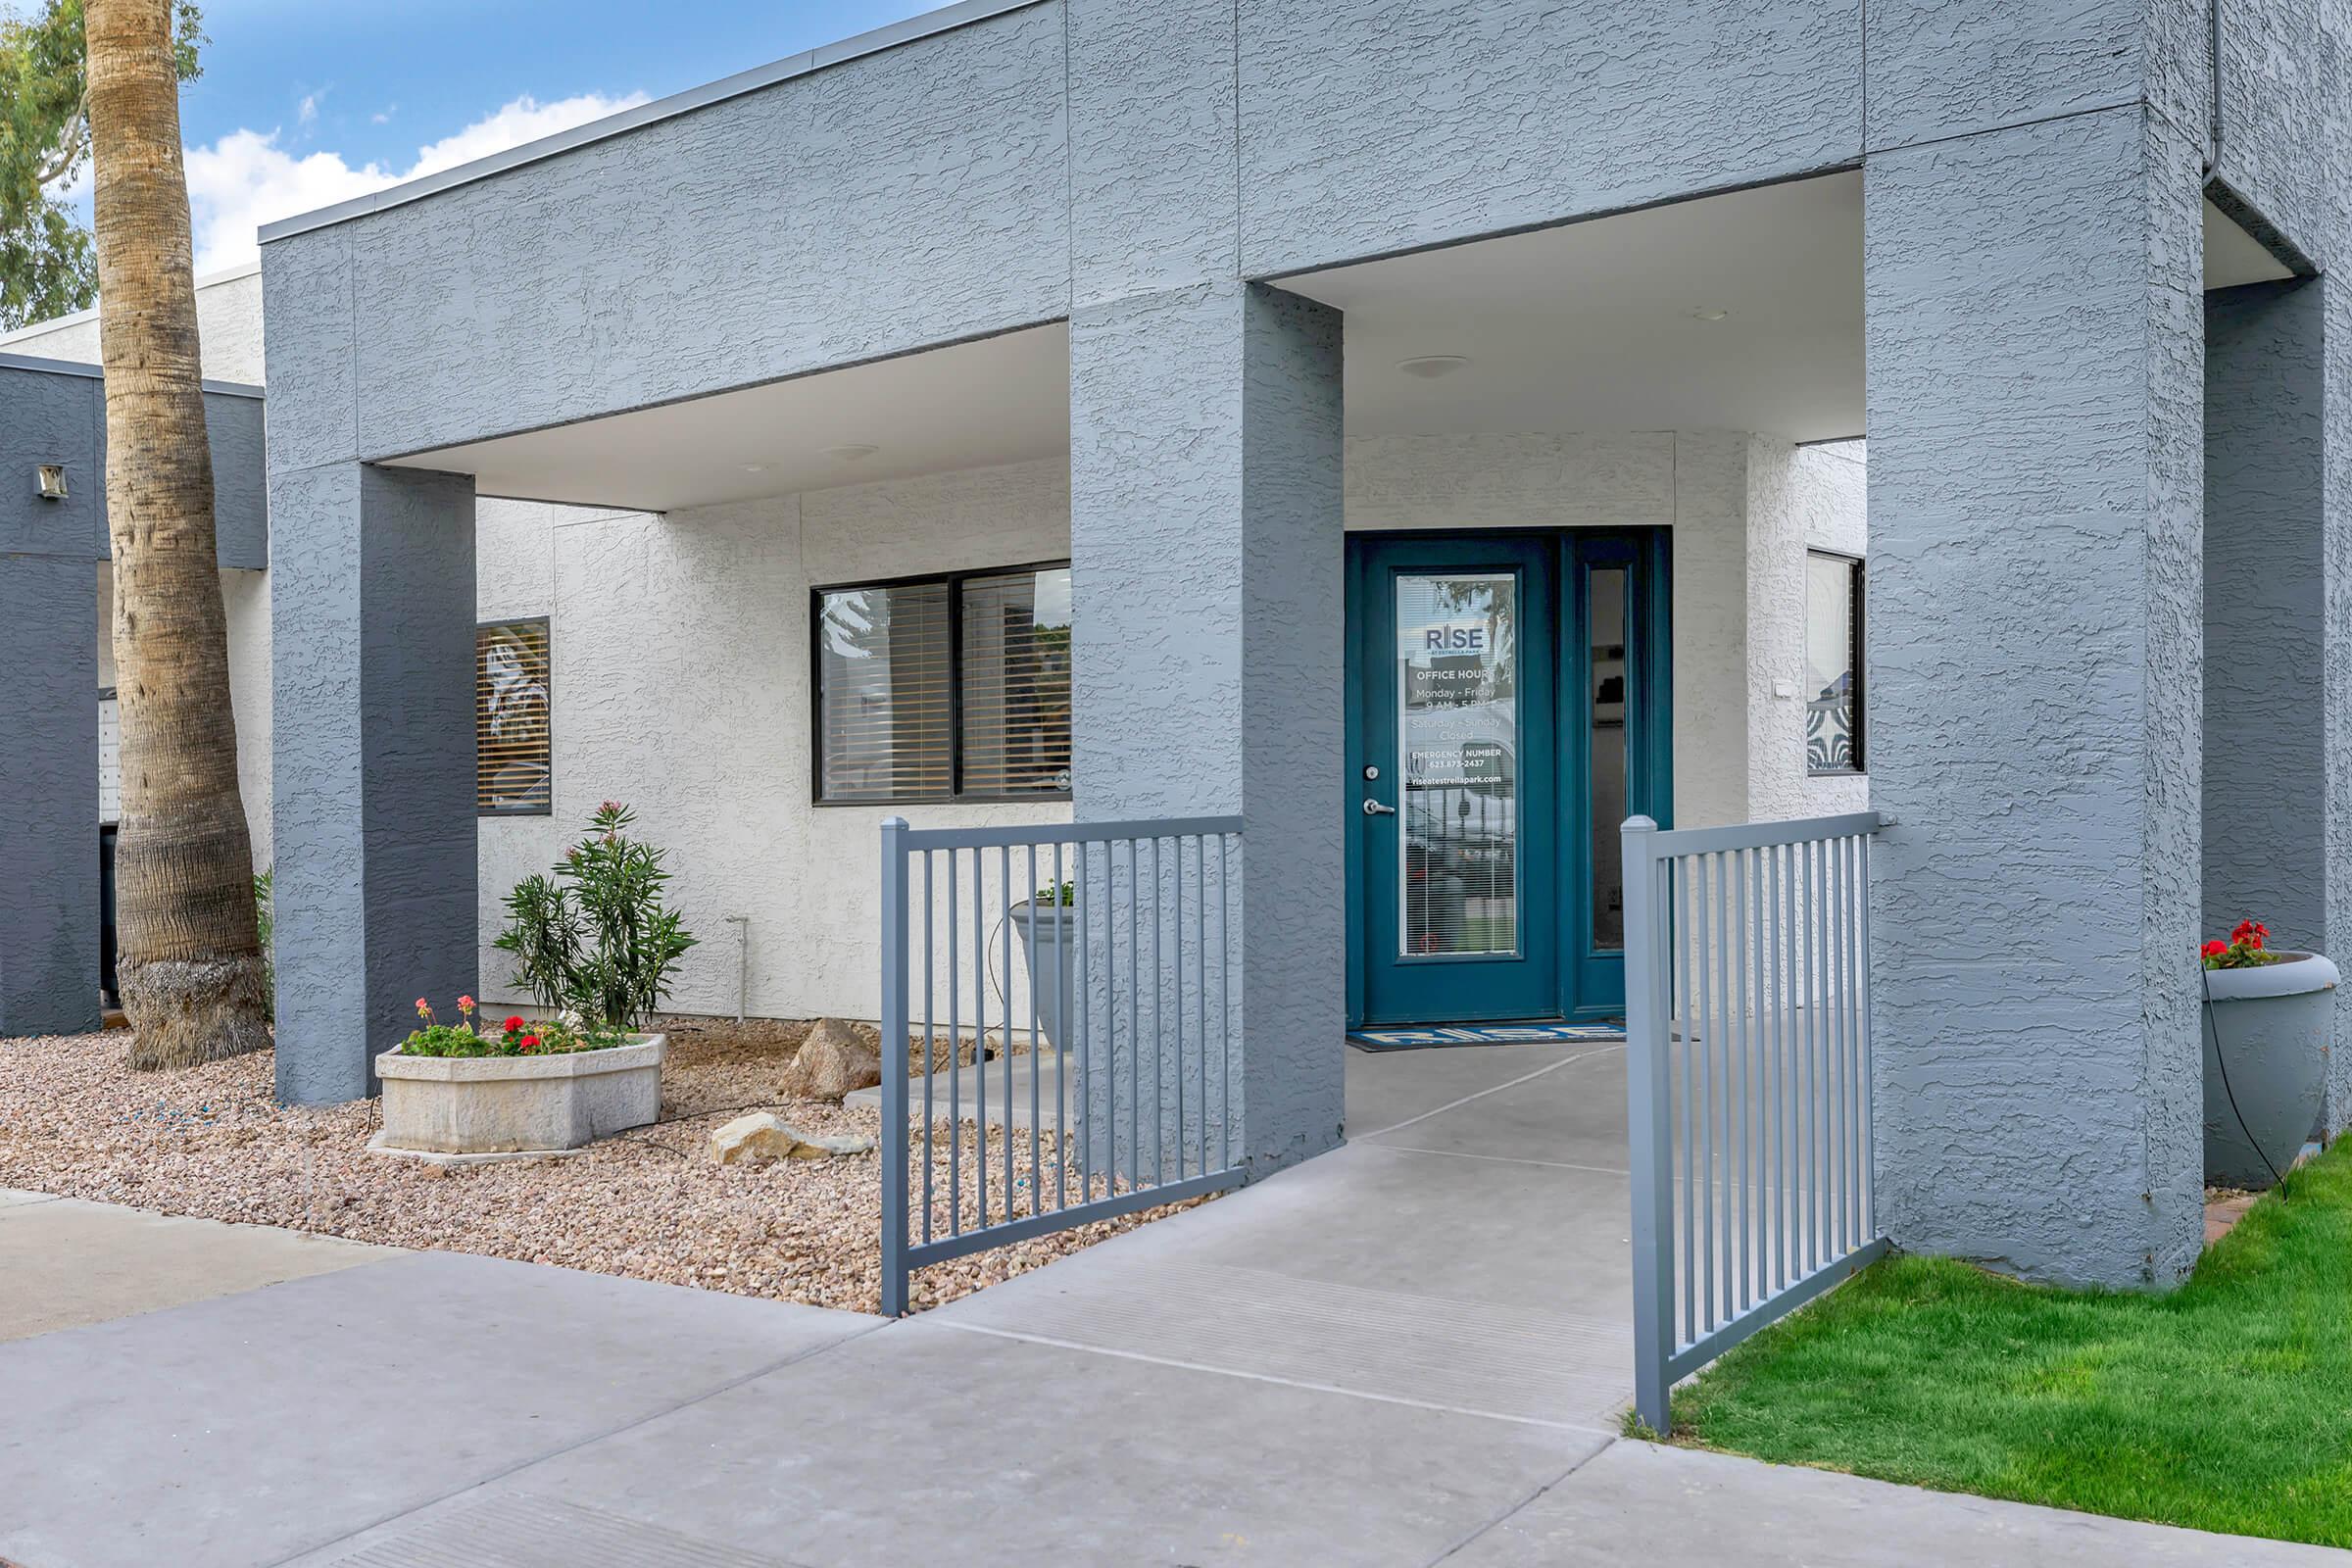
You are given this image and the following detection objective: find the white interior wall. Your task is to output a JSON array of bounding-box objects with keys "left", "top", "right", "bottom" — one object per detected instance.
[{"left": 477, "top": 430, "right": 1861, "bottom": 1022}]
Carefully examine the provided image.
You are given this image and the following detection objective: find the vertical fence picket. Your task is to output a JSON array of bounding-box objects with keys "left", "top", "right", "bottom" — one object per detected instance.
[
  {"left": 1196, "top": 834, "right": 1209, "bottom": 1181},
  {"left": 921, "top": 851, "right": 935, "bottom": 1248},
  {"left": 947, "top": 851, "right": 962, "bottom": 1238},
  {"left": 1676, "top": 854, "right": 1696, "bottom": 1346},
  {"left": 1221, "top": 833, "right": 1236, "bottom": 1172},
  {"left": 878, "top": 818, "right": 909, "bottom": 1317},
  {"left": 1733, "top": 847, "right": 1751, "bottom": 1313}
]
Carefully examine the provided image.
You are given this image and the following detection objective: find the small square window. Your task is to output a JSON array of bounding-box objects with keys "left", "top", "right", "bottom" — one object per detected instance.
[
  {"left": 477, "top": 618, "right": 552, "bottom": 814},
  {"left": 1805, "top": 553, "right": 1863, "bottom": 775}
]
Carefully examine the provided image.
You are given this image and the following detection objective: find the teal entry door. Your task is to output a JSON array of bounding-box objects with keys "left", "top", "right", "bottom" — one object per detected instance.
[{"left": 1347, "top": 530, "right": 1669, "bottom": 1028}]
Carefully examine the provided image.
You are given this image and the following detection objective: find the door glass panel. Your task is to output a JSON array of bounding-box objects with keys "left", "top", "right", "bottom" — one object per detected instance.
[
  {"left": 1396, "top": 572, "right": 1519, "bottom": 957},
  {"left": 1589, "top": 567, "right": 1628, "bottom": 951}
]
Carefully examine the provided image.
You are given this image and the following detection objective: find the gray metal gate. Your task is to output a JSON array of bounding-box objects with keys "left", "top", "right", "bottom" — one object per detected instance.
[
  {"left": 876, "top": 814, "right": 1247, "bottom": 1316},
  {"left": 1621, "top": 810, "right": 1889, "bottom": 1433}
]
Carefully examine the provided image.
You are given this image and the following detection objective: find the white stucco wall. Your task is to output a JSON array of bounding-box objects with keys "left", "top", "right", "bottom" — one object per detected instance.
[
  {"left": 1747, "top": 437, "right": 1869, "bottom": 820},
  {"left": 470, "top": 467, "right": 1075, "bottom": 1019},
  {"left": 0, "top": 262, "right": 268, "bottom": 385}
]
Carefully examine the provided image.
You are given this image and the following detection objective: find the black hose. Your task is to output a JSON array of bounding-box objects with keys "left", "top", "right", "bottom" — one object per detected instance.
[{"left": 2203, "top": 964, "right": 2286, "bottom": 1191}]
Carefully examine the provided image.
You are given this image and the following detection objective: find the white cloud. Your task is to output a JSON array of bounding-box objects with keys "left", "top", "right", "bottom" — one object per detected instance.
[
  {"left": 296, "top": 92, "right": 319, "bottom": 126},
  {"left": 184, "top": 90, "right": 649, "bottom": 273}
]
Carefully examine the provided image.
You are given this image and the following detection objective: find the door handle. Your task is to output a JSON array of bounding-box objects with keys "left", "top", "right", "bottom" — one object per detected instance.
[{"left": 1363, "top": 799, "right": 1397, "bottom": 817}]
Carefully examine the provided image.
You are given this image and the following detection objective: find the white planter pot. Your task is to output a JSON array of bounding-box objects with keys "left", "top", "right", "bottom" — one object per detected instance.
[
  {"left": 374, "top": 1034, "right": 665, "bottom": 1154},
  {"left": 1008, "top": 901, "right": 1075, "bottom": 1054}
]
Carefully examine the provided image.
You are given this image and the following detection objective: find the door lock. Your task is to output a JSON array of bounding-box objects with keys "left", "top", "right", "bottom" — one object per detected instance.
[{"left": 1363, "top": 799, "right": 1397, "bottom": 817}]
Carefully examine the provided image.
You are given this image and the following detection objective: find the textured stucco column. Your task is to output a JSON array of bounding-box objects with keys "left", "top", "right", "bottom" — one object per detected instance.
[
  {"left": 2324, "top": 253, "right": 2352, "bottom": 1139},
  {"left": 1865, "top": 107, "right": 2207, "bottom": 1288},
  {"left": 1069, "top": 279, "right": 1346, "bottom": 1178},
  {"left": 0, "top": 555, "right": 99, "bottom": 1036},
  {"left": 271, "top": 462, "right": 477, "bottom": 1103}
]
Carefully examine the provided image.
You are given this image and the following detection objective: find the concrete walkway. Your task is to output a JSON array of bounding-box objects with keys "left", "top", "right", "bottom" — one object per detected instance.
[{"left": 2, "top": 1044, "right": 2340, "bottom": 1567}]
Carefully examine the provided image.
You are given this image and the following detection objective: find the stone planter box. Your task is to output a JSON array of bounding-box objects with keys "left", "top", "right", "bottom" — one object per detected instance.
[
  {"left": 2203, "top": 956, "right": 2337, "bottom": 1190},
  {"left": 1009, "top": 901, "right": 1074, "bottom": 1054},
  {"left": 373, "top": 1034, "right": 665, "bottom": 1155}
]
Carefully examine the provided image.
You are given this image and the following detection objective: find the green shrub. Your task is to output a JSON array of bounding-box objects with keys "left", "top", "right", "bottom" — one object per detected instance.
[
  {"left": 492, "top": 802, "right": 697, "bottom": 1030},
  {"left": 254, "top": 867, "right": 274, "bottom": 1017}
]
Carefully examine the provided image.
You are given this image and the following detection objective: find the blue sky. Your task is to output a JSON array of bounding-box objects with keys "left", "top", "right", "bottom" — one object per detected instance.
[{"left": 158, "top": 0, "right": 930, "bottom": 271}]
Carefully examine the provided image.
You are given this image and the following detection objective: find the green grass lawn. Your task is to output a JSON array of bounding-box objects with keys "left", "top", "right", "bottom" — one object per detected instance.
[{"left": 1671, "top": 1141, "right": 2352, "bottom": 1547}]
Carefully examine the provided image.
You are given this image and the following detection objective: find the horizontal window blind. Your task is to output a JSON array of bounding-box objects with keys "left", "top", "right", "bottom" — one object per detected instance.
[
  {"left": 960, "top": 566, "right": 1072, "bottom": 796},
  {"left": 817, "top": 582, "right": 954, "bottom": 802},
  {"left": 478, "top": 618, "right": 552, "bottom": 814},
  {"left": 813, "top": 564, "right": 1072, "bottom": 804}
]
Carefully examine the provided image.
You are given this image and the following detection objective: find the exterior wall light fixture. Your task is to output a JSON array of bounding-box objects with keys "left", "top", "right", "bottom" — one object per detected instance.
[{"left": 35, "top": 464, "right": 68, "bottom": 500}]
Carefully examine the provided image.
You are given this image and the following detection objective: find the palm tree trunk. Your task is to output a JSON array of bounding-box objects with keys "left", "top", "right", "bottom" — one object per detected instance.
[{"left": 86, "top": 0, "right": 268, "bottom": 1070}]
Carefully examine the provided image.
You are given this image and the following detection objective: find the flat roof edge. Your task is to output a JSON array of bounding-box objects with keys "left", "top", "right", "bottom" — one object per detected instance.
[
  {"left": 0, "top": 350, "right": 266, "bottom": 400},
  {"left": 257, "top": 0, "right": 1051, "bottom": 248}
]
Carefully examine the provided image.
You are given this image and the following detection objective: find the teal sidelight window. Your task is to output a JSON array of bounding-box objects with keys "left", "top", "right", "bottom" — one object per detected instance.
[{"left": 1587, "top": 566, "right": 1629, "bottom": 951}]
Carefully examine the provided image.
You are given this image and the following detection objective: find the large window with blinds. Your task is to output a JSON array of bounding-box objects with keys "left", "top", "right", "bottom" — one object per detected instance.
[
  {"left": 814, "top": 564, "right": 1072, "bottom": 804},
  {"left": 477, "top": 617, "right": 553, "bottom": 814}
]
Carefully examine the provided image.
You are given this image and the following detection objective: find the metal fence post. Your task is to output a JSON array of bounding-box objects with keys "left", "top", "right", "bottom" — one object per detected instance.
[
  {"left": 879, "top": 816, "right": 911, "bottom": 1318},
  {"left": 1622, "top": 814, "right": 1674, "bottom": 1435}
]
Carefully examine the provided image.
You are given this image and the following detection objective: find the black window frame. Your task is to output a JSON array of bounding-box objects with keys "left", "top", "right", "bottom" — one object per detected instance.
[
  {"left": 476, "top": 614, "right": 554, "bottom": 817},
  {"left": 1804, "top": 550, "right": 1865, "bottom": 777},
  {"left": 810, "top": 559, "right": 1074, "bottom": 807}
]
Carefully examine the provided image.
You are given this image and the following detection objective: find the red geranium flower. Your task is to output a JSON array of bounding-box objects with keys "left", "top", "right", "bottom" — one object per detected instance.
[
  {"left": 504, "top": 1016, "right": 526, "bottom": 1034},
  {"left": 2202, "top": 940, "right": 2228, "bottom": 959},
  {"left": 520, "top": 1034, "right": 541, "bottom": 1052}
]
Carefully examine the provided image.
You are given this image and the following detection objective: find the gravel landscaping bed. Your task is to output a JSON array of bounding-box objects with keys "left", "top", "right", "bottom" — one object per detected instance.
[{"left": 0, "top": 1016, "right": 1207, "bottom": 1315}]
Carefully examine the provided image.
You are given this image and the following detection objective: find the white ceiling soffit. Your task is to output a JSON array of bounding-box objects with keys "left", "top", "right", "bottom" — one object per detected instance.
[
  {"left": 2204, "top": 199, "right": 2295, "bottom": 288},
  {"left": 383, "top": 323, "right": 1071, "bottom": 513},
  {"left": 1289, "top": 172, "right": 1866, "bottom": 445}
]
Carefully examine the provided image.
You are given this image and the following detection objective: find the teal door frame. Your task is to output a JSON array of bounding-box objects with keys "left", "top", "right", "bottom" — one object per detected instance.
[{"left": 1346, "top": 527, "right": 1672, "bottom": 1028}]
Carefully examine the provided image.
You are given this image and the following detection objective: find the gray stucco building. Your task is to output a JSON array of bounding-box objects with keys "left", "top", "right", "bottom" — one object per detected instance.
[
  {"left": 169, "top": 0, "right": 2352, "bottom": 1289},
  {"left": 0, "top": 351, "right": 267, "bottom": 1039}
]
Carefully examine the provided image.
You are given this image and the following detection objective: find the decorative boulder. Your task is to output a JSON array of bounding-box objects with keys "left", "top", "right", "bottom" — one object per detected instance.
[
  {"left": 781, "top": 1016, "right": 882, "bottom": 1101},
  {"left": 710, "top": 1111, "right": 876, "bottom": 1164}
]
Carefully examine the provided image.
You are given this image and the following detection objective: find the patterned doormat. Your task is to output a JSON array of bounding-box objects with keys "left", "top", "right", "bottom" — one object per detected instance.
[{"left": 1348, "top": 1020, "right": 1626, "bottom": 1052}]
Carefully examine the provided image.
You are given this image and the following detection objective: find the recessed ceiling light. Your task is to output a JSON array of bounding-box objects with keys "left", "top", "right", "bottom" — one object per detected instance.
[
  {"left": 741, "top": 463, "right": 769, "bottom": 474},
  {"left": 1396, "top": 355, "right": 1471, "bottom": 380},
  {"left": 1686, "top": 307, "right": 1730, "bottom": 322},
  {"left": 823, "top": 443, "right": 880, "bottom": 462}
]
